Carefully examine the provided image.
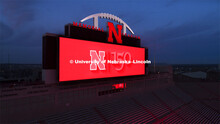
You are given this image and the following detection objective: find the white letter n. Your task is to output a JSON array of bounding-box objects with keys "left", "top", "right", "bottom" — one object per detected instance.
[{"left": 90, "top": 50, "right": 106, "bottom": 70}]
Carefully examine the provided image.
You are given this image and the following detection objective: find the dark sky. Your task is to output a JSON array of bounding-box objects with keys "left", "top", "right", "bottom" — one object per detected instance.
[{"left": 0, "top": 0, "right": 219, "bottom": 64}]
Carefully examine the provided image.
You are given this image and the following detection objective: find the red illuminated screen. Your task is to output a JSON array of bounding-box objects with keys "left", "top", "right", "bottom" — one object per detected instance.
[{"left": 59, "top": 37, "right": 145, "bottom": 82}]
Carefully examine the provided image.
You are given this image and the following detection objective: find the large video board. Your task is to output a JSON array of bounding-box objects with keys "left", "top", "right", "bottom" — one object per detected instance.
[{"left": 59, "top": 37, "right": 145, "bottom": 82}]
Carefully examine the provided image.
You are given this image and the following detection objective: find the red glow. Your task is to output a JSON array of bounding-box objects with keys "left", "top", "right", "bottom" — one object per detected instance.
[
  {"left": 112, "top": 83, "right": 126, "bottom": 89},
  {"left": 59, "top": 37, "right": 145, "bottom": 82}
]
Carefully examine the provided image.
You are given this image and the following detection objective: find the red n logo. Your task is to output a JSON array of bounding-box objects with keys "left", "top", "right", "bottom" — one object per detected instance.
[{"left": 107, "top": 22, "right": 122, "bottom": 44}]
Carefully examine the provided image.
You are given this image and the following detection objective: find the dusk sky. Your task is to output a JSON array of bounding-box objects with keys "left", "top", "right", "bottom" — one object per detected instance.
[{"left": 0, "top": 0, "right": 219, "bottom": 64}]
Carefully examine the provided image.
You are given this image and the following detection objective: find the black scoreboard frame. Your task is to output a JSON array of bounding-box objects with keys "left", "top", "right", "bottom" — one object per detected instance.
[{"left": 43, "top": 23, "right": 148, "bottom": 84}]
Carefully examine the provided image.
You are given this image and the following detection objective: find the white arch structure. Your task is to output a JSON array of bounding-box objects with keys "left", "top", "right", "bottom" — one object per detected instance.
[{"left": 80, "top": 13, "right": 134, "bottom": 35}]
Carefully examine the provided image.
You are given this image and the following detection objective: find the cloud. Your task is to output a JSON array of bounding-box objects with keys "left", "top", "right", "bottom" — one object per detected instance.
[
  {"left": 141, "top": 13, "right": 219, "bottom": 45},
  {"left": 166, "top": 0, "right": 179, "bottom": 7},
  {"left": 0, "top": 0, "right": 42, "bottom": 47},
  {"left": 0, "top": 22, "right": 14, "bottom": 40},
  {"left": 0, "top": 0, "right": 36, "bottom": 28},
  {"left": 140, "top": 12, "right": 219, "bottom": 64}
]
